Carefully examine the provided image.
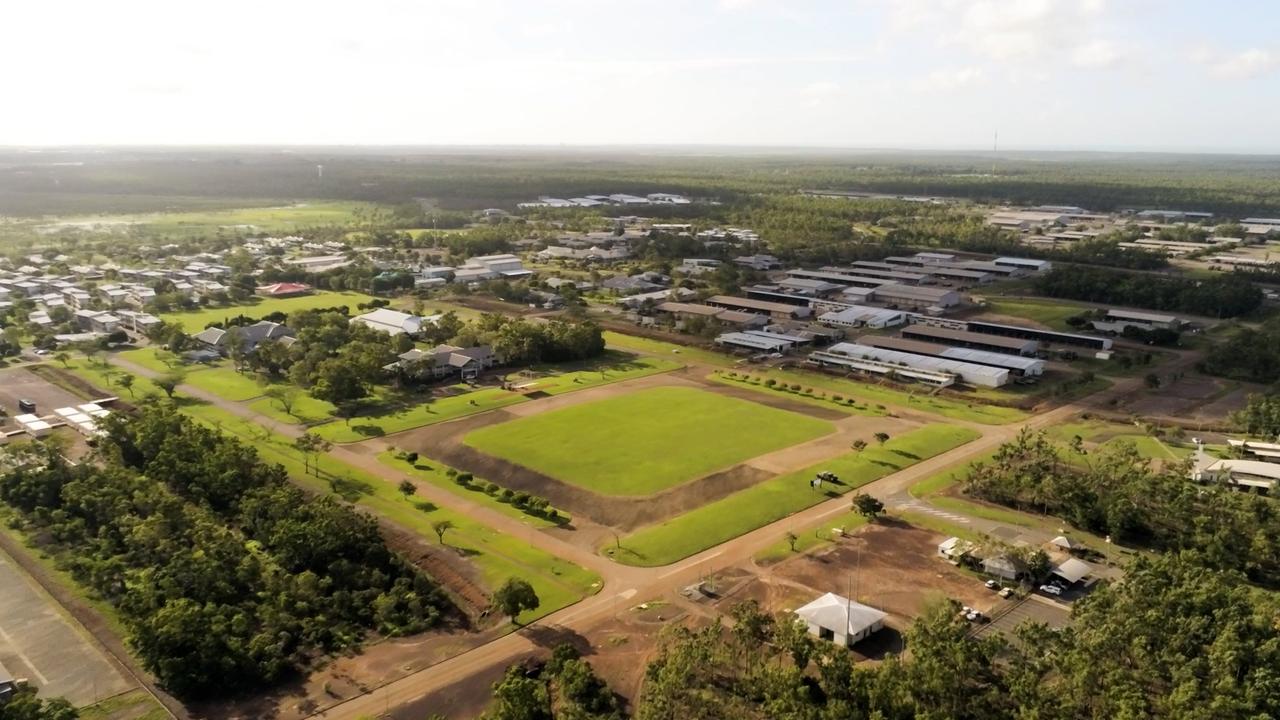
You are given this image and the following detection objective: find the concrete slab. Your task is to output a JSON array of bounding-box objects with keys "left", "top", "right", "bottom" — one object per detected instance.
[{"left": 0, "top": 550, "right": 132, "bottom": 705}]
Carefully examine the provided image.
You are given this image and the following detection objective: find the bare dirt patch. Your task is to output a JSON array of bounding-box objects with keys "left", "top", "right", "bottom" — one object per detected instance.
[{"left": 766, "top": 521, "right": 998, "bottom": 622}]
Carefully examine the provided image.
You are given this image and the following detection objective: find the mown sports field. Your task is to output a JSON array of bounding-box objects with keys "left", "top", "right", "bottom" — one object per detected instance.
[{"left": 462, "top": 386, "right": 833, "bottom": 496}]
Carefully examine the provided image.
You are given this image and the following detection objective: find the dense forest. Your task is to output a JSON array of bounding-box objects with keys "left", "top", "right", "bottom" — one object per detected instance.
[
  {"left": 0, "top": 408, "right": 449, "bottom": 699},
  {"left": 963, "top": 430, "right": 1280, "bottom": 587},
  {"left": 477, "top": 553, "right": 1278, "bottom": 719},
  {"left": 4, "top": 149, "right": 1280, "bottom": 216},
  {"left": 1200, "top": 318, "right": 1280, "bottom": 383},
  {"left": 1033, "top": 266, "right": 1263, "bottom": 318}
]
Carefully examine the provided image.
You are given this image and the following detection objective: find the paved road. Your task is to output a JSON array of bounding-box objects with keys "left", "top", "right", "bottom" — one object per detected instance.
[{"left": 101, "top": 352, "right": 1157, "bottom": 719}]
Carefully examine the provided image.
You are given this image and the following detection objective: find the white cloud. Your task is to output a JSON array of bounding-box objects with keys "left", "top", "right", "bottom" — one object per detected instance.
[
  {"left": 924, "top": 66, "right": 987, "bottom": 90},
  {"left": 1196, "top": 48, "right": 1279, "bottom": 79},
  {"left": 1071, "top": 40, "right": 1122, "bottom": 69}
]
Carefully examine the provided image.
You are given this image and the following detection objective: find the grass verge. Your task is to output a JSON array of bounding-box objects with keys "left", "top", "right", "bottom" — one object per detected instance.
[{"left": 609, "top": 425, "right": 980, "bottom": 566}]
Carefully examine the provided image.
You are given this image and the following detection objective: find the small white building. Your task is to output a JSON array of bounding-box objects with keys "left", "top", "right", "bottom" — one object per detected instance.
[
  {"left": 794, "top": 593, "right": 887, "bottom": 647},
  {"left": 349, "top": 308, "right": 439, "bottom": 337}
]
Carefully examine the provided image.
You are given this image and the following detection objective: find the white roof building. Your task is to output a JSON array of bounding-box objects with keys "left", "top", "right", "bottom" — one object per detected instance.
[
  {"left": 349, "top": 308, "right": 439, "bottom": 336},
  {"left": 794, "top": 593, "right": 887, "bottom": 647}
]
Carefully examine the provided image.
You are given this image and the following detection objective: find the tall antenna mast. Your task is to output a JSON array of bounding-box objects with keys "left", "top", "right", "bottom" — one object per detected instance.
[{"left": 992, "top": 129, "right": 998, "bottom": 176}]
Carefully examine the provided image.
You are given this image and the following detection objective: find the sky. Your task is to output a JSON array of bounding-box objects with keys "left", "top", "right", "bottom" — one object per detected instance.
[{"left": 5, "top": 0, "right": 1279, "bottom": 152}]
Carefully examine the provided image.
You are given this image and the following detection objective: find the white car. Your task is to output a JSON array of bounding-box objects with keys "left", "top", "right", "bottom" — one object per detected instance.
[
  {"left": 1039, "top": 584, "right": 1063, "bottom": 596},
  {"left": 984, "top": 579, "right": 999, "bottom": 590}
]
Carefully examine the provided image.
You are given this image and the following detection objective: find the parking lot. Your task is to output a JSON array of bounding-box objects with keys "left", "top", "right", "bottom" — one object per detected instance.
[
  {"left": 0, "top": 366, "right": 89, "bottom": 430},
  {"left": 974, "top": 595, "right": 1071, "bottom": 642},
  {"left": 0, "top": 549, "right": 132, "bottom": 705}
]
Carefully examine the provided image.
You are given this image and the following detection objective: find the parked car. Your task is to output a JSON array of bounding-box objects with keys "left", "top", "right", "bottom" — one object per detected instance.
[
  {"left": 965, "top": 609, "right": 984, "bottom": 622},
  {"left": 998, "top": 587, "right": 1014, "bottom": 599},
  {"left": 1039, "top": 584, "right": 1063, "bottom": 596},
  {"left": 33, "top": 348, "right": 48, "bottom": 356},
  {"left": 984, "top": 579, "right": 999, "bottom": 590},
  {"left": 17, "top": 399, "right": 36, "bottom": 413}
]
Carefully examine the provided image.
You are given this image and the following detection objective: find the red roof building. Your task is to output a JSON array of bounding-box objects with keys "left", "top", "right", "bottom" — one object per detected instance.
[{"left": 255, "top": 282, "right": 313, "bottom": 298}]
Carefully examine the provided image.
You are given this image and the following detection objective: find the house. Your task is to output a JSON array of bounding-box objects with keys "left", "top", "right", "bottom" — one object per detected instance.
[
  {"left": 389, "top": 345, "right": 496, "bottom": 381},
  {"left": 193, "top": 327, "right": 229, "bottom": 352},
  {"left": 350, "top": 308, "right": 437, "bottom": 336},
  {"left": 794, "top": 593, "right": 887, "bottom": 647},
  {"left": 255, "top": 282, "right": 313, "bottom": 298},
  {"left": 602, "top": 274, "right": 668, "bottom": 295},
  {"left": 74, "top": 309, "right": 121, "bottom": 334},
  {"left": 678, "top": 258, "right": 722, "bottom": 276},
  {"left": 734, "top": 254, "right": 782, "bottom": 270},
  {"left": 937, "top": 536, "right": 975, "bottom": 562},
  {"left": 705, "top": 295, "right": 812, "bottom": 321},
  {"left": 982, "top": 554, "right": 1027, "bottom": 581}
]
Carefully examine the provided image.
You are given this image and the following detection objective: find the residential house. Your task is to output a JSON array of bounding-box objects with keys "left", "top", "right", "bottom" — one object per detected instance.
[{"left": 388, "top": 345, "right": 496, "bottom": 381}]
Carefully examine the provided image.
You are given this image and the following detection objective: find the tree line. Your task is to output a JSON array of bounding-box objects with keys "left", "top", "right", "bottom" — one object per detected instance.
[
  {"left": 963, "top": 429, "right": 1280, "bottom": 587},
  {"left": 0, "top": 407, "right": 450, "bottom": 699},
  {"left": 475, "top": 552, "right": 1277, "bottom": 719},
  {"left": 1033, "top": 266, "right": 1263, "bottom": 318},
  {"left": 1200, "top": 318, "right": 1280, "bottom": 383}
]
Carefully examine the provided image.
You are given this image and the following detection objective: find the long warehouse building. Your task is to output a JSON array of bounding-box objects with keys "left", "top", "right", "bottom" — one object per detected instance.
[
  {"left": 809, "top": 342, "right": 1010, "bottom": 388},
  {"left": 857, "top": 335, "right": 1045, "bottom": 377},
  {"left": 901, "top": 324, "right": 1039, "bottom": 356}
]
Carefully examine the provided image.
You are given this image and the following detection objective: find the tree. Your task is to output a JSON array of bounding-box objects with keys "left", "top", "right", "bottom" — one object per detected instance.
[
  {"left": 853, "top": 492, "right": 885, "bottom": 520},
  {"left": 1143, "top": 372, "right": 1161, "bottom": 389},
  {"left": 264, "top": 386, "right": 300, "bottom": 418},
  {"left": 0, "top": 687, "right": 78, "bottom": 720},
  {"left": 874, "top": 432, "right": 890, "bottom": 445},
  {"left": 850, "top": 439, "right": 868, "bottom": 452},
  {"left": 398, "top": 479, "right": 417, "bottom": 499},
  {"left": 487, "top": 664, "right": 551, "bottom": 720},
  {"left": 155, "top": 369, "right": 186, "bottom": 399},
  {"left": 432, "top": 519, "right": 454, "bottom": 545},
  {"left": 785, "top": 531, "right": 798, "bottom": 552},
  {"left": 53, "top": 351, "right": 69, "bottom": 368},
  {"left": 492, "top": 578, "right": 539, "bottom": 624},
  {"left": 118, "top": 373, "right": 135, "bottom": 397},
  {"left": 294, "top": 433, "right": 322, "bottom": 475}
]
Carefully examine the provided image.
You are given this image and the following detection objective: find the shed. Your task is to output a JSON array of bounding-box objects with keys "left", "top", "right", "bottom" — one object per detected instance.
[
  {"left": 794, "top": 592, "right": 887, "bottom": 647},
  {"left": 1051, "top": 558, "right": 1093, "bottom": 585}
]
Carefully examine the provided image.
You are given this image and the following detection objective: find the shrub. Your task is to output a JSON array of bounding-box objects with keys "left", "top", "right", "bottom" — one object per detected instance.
[
  {"left": 457, "top": 472, "right": 473, "bottom": 483},
  {"left": 512, "top": 491, "right": 530, "bottom": 507},
  {"left": 445, "top": 468, "right": 457, "bottom": 478},
  {"left": 764, "top": 378, "right": 777, "bottom": 387},
  {"left": 483, "top": 481, "right": 499, "bottom": 495},
  {"left": 404, "top": 451, "right": 418, "bottom": 464},
  {"left": 499, "top": 488, "right": 515, "bottom": 502},
  {"left": 832, "top": 395, "right": 843, "bottom": 402}
]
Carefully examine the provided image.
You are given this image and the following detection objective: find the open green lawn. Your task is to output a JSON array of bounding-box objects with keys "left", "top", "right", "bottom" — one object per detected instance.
[
  {"left": 160, "top": 290, "right": 377, "bottom": 332},
  {"left": 981, "top": 297, "right": 1091, "bottom": 330},
  {"left": 51, "top": 201, "right": 379, "bottom": 237},
  {"left": 465, "top": 386, "right": 833, "bottom": 496},
  {"left": 602, "top": 331, "right": 732, "bottom": 367},
  {"left": 313, "top": 352, "right": 677, "bottom": 442},
  {"left": 610, "top": 424, "right": 980, "bottom": 566}
]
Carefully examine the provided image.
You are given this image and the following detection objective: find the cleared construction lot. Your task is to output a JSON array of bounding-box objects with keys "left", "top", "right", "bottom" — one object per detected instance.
[{"left": 0, "top": 549, "right": 132, "bottom": 705}]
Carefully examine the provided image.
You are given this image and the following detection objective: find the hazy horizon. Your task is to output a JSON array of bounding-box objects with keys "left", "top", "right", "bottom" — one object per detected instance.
[{"left": 6, "top": 1, "right": 1280, "bottom": 152}]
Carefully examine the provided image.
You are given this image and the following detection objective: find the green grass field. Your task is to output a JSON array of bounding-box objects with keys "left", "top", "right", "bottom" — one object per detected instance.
[
  {"left": 313, "top": 353, "right": 678, "bottom": 442},
  {"left": 47, "top": 201, "right": 379, "bottom": 237},
  {"left": 464, "top": 386, "right": 833, "bottom": 496},
  {"left": 161, "top": 290, "right": 377, "bottom": 332},
  {"left": 981, "top": 297, "right": 1091, "bottom": 330},
  {"left": 610, "top": 424, "right": 980, "bottom": 566}
]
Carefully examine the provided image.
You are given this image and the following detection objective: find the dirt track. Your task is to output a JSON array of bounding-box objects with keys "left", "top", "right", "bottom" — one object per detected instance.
[{"left": 391, "top": 372, "right": 909, "bottom": 530}]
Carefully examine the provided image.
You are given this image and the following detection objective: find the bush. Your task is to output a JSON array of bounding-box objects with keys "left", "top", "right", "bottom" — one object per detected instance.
[
  {"left": 512, "top": 491, "right": 530, "bottom": 507},
  {"left": 404, "top": 451, "right": 419, "bottom": 464},
  {"left": 446, "top": 468, "right": 457, "bottom": 478},
  {"left": 483, "top": 481, "right": 499, "bottom": 495},
  {"left": 764, "top": 378, "right": 777, "bottom": 387}
]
